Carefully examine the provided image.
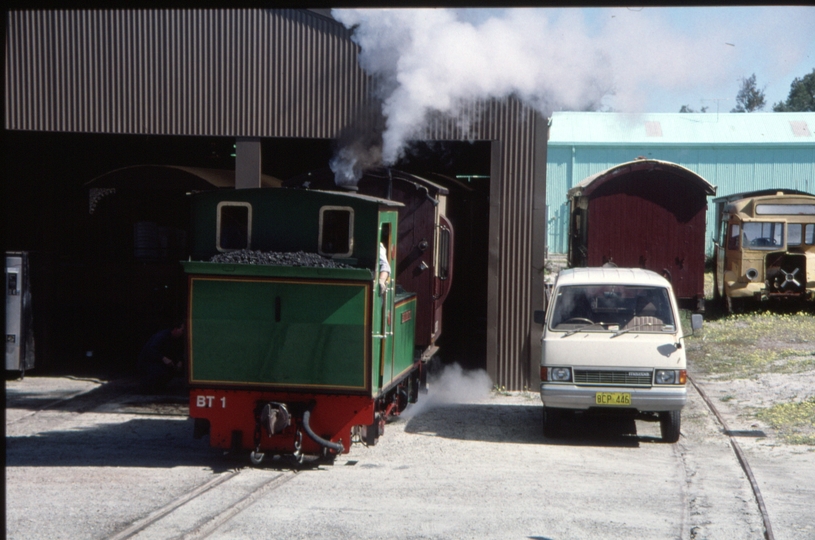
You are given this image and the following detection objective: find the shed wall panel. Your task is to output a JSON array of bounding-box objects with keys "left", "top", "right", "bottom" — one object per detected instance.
[
  {"left": 5, "top": 9, "right": 375, "bottom": 137},
  {"left": 421, "top": 100, "right": 545, "bottom": 390}
]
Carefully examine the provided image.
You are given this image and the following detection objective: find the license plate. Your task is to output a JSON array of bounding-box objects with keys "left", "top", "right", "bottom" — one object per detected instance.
[{"left": 595, "top": 392, "right": 631, "bottom": 406}]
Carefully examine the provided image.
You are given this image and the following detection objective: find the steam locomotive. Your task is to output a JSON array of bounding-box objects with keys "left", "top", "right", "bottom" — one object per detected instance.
[{"left": 185, "top": 169, "right": 453, "bottom": 464}]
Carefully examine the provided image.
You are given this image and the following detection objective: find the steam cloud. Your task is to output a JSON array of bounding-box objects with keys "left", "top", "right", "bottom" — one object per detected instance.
[
  {"left": 329, "top": 7, "right": 814, "bottom": 184},
  {"left": 401, "top": 363, "right": 493, "bottom": 420},
  {"left": 331, "top": 8, "right": 612, "bottom": 182}
]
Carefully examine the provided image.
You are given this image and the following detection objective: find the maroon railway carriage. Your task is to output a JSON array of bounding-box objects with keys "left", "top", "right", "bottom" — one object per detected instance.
[{"left": 567, "top": 159, "right": 716, "bottom": 311}]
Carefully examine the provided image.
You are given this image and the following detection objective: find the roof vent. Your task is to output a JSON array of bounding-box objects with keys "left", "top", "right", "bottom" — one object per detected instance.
[
  {"left": 645, "top": 121, "right": 663, "bottom": 137},
  {"left": 790, "top": 121, "right": 811, "bottom": 137}
]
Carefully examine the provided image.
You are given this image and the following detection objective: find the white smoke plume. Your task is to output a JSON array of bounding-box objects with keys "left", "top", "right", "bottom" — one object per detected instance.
[
  {"left": 332, "top": 8, "right": 612, "bottom": 175},
  {"left": 329, "top": 7, "right": 815, "bottom": 183},
  {"left": 401, "top": 363, "right": 494, "bottom": 420}
]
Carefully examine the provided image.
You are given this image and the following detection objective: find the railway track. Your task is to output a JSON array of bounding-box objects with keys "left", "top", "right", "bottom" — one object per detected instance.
[
  {"left": 688, "top": 373, "right": 775, "bottom": 540},
  {"left": 107, "top": 467, "right": 297, "bottom": 540},
  {"left": 5, "top": 375, "right": 107, "bottom": 425}
]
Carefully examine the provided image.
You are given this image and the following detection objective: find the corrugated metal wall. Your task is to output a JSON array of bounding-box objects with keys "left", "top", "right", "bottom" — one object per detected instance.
[
  {"left": 419, "top": 100, "right": 547, "bottom": 389},
  {"left": 5, "top": 9, "right": 374, "bottom": 136},
  {"left": 5, "top": 9, "right": 547, "bottom": 390}
]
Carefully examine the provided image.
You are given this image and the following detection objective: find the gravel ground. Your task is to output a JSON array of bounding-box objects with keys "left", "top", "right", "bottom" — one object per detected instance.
[{"left": 7, "top": 361, "right": 814, "bottom": 539}]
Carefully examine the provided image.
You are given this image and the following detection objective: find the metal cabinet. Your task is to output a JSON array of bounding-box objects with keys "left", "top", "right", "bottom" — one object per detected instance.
[{"left": 6, "top": 252, "right": 35, "bottom": 373}]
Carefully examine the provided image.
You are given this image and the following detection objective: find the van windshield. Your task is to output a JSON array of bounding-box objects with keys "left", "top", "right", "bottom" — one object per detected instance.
[{"left": 550, "top": 285, "right": 675, "bottom": 333}]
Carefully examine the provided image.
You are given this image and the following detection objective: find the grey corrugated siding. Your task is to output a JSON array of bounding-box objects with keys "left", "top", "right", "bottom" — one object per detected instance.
[
  {"left": 6, "top": 8, "right": 545, "bottom": 390},
  {"left": 5, "top": 9, "right": 374, "bottom": 136},
  {"left": 421, "top": 99, "right": 545, "bottom": 390}
]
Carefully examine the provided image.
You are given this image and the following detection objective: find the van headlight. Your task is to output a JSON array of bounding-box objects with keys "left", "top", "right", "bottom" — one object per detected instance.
[
  {"left": 549, "top": 367, "right": 572, "bottom": 382},
  {"left": 655, "top": 369, "right": 687, "bottom": 385}
]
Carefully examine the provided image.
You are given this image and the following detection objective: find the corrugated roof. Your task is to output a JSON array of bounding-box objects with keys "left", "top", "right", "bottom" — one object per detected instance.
[
  {"left": 567, "top": 158, "right": 717, "bottom": 198},
  {"left": 549, "top": 111, "right": 815, "bottom": 145}
]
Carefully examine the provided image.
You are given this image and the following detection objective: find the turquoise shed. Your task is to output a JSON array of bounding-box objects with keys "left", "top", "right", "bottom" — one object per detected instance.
[{"left": 547, "top": 112, "right": 815, "bottom": 256}]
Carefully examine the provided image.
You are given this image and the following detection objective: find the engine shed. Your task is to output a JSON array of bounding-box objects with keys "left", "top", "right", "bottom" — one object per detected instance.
[{"left": 567, "top": 159, "right": 716, "bottom": 311}]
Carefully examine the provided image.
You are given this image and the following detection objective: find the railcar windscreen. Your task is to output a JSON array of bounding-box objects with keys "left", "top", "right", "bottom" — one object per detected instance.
[{"left": 742, "top": 221, "right": 784, "bottom": 249}]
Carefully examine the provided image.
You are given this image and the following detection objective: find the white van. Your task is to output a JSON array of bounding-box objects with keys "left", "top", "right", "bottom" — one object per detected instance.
[{"left": 535, "top": 267, "right": 702, "bottom": 442}]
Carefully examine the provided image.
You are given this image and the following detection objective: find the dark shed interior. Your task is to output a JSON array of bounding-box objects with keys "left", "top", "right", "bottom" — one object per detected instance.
[{"left": 4, "top": 131, "right": 491, "bottom": 376}]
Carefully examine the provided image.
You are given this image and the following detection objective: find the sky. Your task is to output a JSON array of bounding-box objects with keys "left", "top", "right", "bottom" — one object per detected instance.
[{"left": 328, "top": 6, "right": 814, "bottom": 178}]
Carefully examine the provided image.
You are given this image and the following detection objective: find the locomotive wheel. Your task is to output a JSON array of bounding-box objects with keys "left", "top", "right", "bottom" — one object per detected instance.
[
  {"left": 396, "top": 387, "right": 409, "bottom": 413},
  {"left": 659, "top": 410, "right": 681, "bottom": 443},
  {"left": 250, "top": 451, "right": 265, "bottom": 465},
  {"left": 364, "top": 414, "right": 381, "bottom": 446},
  {"left": 409, "top": 372, "right": 420, "bottom": 403},
  {"left": 318, "top": 446, "right": 338, "bottom": 465}
]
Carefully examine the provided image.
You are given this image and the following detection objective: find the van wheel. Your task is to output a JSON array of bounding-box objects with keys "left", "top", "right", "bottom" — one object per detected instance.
[
  {"left": 659, "top": 410, "right": 681, "bottom": 443},
  {"left": 542, "top": 407, "right": 564, "bottom": 439}
]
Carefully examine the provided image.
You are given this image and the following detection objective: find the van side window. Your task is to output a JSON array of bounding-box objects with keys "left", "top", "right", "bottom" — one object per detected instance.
[
  {"left": 319, "top": 206, "right": 354, "bottom": 258},
  {"left": 727, "top": 224, "right": 740, "bottom": 250},
  {"left": 217, "top": 202, "right": 251, "bottom": 252}
]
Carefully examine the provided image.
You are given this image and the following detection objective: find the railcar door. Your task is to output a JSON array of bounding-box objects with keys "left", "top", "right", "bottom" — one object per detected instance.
[{"left": 714, "top": 216, "right": 727, "bottom": 299}]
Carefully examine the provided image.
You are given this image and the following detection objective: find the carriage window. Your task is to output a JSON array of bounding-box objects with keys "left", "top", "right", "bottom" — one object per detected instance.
[
  {"left": 805, "top": 224, "right": 815, "bottom": 245},
  {"left": 756, "top": 204, "right": 815, "bottom": 215},
  {"left": 319, "top": 206, "right": 354, "bottom": 257},
  {"left": 217, "top": 202, "right": 251, "bottom": 251},
  {"left": 438, "top": 226, "right": 451, "bottom": 280},
  {"left": 742, "top": 222, "right": 783, "bottom": 250},
  {"left": 727, "top": 224, "right": 740, "bottom": 250},
  {"left": 788, "top": 224, "right": 803, "bottom": 246}
]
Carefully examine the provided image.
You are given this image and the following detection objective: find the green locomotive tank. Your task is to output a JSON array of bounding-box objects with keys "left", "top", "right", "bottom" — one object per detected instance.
[{"left": 184, "top": 187, "right": 420, "bottom": 463}]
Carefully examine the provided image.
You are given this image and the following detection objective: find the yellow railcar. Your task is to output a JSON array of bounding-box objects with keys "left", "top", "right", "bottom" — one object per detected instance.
[{"left": 712, "top": 189, "right": 815, "bottom": 312}]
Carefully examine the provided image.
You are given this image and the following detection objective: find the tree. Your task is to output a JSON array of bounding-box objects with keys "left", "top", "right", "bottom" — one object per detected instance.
[
  {"left": 679, "top": 105, "right": 709, "bottom": 113},
  {"left": 731, "top": 73, "right": 766, "bottom": 112},
  {"left": 773, "top": 68, "right": 815, "bottom": 112}
]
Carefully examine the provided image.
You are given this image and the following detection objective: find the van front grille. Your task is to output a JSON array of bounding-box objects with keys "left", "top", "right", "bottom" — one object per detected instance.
[{"left": 573, "top": 369, "right": 652, "bottom": 386}]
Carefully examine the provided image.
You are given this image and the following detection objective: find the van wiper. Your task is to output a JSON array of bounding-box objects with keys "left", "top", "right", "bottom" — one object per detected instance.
[
  {"left": 564, "top": 322, "right": 607, "bottom": 337},
  {"left": 611, "top": 322, "right": 665, "bottom": 338}
]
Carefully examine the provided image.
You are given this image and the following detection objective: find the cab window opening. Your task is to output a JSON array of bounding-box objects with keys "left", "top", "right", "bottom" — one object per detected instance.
[
  {"left": 438, "top": 226, "right": 451, "bottom": 280},
  {"left": 319, "top": 206, "right": 354, "bottom": 257},
  {"left": 217, "top": 202, "right": 251, "bottom": 252}
]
